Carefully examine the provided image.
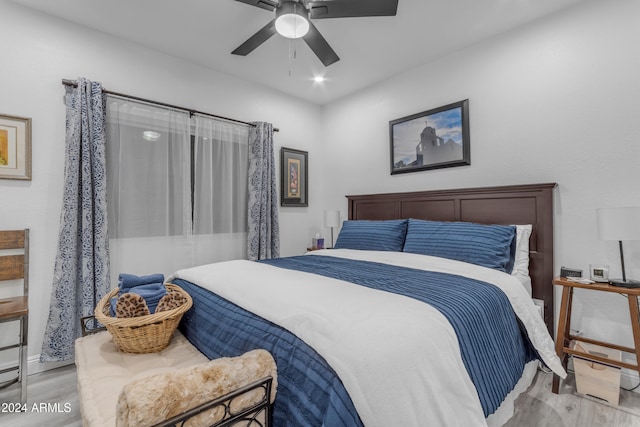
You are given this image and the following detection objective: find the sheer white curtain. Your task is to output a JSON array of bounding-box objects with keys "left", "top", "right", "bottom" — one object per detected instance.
[
  {"left": 105, "top": 96, "right": 249, "bottom": 285},
  {"left": 106, "top": 97, "right": 192, "bottom": 281},
  {"left": 192, "top": 114, "right": 249, "bottom": 265}
]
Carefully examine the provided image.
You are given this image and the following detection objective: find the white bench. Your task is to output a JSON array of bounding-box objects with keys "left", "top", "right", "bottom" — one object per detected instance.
[{"left": 75, "top": 330, "right": 275, "bottom": 427}]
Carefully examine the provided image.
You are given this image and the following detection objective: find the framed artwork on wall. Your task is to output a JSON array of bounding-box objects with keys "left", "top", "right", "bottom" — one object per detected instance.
[
  {"left": 280, "top": 147, "right": 308, "bottom": 207},
  {"left": 389, "top": 99, "right": 470, "bottom": 175},
  {"left": 0, "top": 114, "right": 32, "bottom": 180}
]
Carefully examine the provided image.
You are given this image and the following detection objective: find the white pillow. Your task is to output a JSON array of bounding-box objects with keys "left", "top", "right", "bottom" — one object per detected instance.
[{"left": 511, "top": 224, "right": 532, "bottom": 277}]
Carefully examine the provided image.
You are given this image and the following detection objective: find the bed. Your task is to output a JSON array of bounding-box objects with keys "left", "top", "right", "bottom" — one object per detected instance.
[{"left": 171, "top": 182, "right": 565, "bottom": 426}]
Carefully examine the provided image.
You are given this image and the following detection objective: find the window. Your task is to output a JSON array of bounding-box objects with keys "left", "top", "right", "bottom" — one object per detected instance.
[
  {"left": 105, "top": 96, "right": 250, "bottom": 277},
  {"left": 106, "top": 97, "right": 249, "bottom": 239},
  {"left": 191, "top": 116, "right": 248, "bottom": 235}
]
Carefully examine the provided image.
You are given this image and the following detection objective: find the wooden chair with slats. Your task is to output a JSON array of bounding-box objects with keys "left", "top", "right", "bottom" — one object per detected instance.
[{"left": 0, "top": 229, "right": 29, "bottom": 404}]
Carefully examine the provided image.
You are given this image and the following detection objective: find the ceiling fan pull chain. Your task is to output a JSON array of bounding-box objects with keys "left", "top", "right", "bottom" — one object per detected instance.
[
  {"left": 287, "top": 39, "right": 299, "bottom": 77},
  {"left": 288, "top": 40, "right": 292, "bottom": 77}
]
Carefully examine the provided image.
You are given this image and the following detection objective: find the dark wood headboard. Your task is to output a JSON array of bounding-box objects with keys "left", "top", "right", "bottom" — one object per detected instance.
[{"left": 346, "top": 182, "right": 557, "bottom": 335}]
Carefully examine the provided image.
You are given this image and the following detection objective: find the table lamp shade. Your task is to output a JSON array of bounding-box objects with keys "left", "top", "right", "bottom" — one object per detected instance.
[
  {"left": 324, "top": 210, "right": 341, "bottom": 228},
  {"left": 597, "top": 207, "right": 640, "bottom": 241},
  {"left": 324, "top": 210, "right": 341, "bottom": 248}
]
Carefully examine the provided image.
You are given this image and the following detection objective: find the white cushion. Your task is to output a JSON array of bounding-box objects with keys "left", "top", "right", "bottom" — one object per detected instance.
[{"left": 75, "top": 330, "right": 208, "bottom": 427}]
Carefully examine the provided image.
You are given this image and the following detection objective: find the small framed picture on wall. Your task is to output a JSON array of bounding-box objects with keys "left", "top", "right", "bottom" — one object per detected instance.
[
  {"left": 0, "top": 114, "right": 32, "bottom": 180},
  {"left": 280, "top": 147, "right": 308, "bottom": 207}
]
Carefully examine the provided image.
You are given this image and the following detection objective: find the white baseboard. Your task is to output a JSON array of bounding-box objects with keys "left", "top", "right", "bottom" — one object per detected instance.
[
  {"left": 0, "top": 354, "right": 73, "bottom": 383},
  {"left": 27, "top": 354, "right": 74, "bottom": 375}
]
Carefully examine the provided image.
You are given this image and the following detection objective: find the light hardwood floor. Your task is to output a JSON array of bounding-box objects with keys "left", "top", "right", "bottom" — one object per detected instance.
[
  {"left": 505, "top": 370, "right": 640, "bottom": 427},
  {"left": 0, "top": 365, "right": 639, "bottom": 426},
  {"left": 0, "top": 365, "right": 80, "bottom": 427}
]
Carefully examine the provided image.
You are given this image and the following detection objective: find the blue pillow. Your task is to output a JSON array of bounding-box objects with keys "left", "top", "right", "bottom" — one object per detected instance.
[
  {"left": 402, "top": 219, "right": 517, "bottom": 273},
  {"left": 334, "top": 220, "right": 408, "bottom": 252}
]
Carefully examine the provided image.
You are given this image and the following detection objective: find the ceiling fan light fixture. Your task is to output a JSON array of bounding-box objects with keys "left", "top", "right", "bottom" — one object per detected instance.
[{"left": 275, "top": 2, "right": 310, "bottom": 39}]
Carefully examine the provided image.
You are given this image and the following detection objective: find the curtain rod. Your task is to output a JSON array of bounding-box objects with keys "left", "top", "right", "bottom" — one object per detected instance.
[{"left": 61, "top": 79, "right": 279, "bottom": 132}]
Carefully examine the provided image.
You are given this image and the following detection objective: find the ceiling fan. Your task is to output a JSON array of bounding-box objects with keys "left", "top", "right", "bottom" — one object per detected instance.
[{"left": 232, "top": 0, "right": 399, "bottom": 67}]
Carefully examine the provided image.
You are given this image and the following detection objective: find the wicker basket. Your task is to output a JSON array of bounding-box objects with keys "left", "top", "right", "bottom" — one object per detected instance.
[{"left": 95, "top": 283, "right": 192, "bottom": 354}]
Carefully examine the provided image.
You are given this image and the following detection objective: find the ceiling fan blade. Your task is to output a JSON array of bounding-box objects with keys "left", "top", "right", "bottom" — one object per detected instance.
[
  {"left": 234, "top": 0, "right": 278, "bottom": 12},
  {"left": 302, "top": 22, "right": 340, "bottom": 67},
  {"left": 308, "top": 0, "right": 398, "bottom": 19},
  {"left": 231, "top": 19, "right": 277, "bottom": 56}
]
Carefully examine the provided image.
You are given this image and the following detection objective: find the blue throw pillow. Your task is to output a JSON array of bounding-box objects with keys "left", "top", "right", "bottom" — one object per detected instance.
[
  {"left": 334, "top": 219, "right": 408, "bottom": 252},
  {"left": 402, "top": 219, "right": 517, "bottom": 273}
]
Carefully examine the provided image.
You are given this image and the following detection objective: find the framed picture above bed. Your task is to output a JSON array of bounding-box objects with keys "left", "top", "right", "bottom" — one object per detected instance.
[
  {"left": 280, "top": 147, "right": 308, "bottom": 207},
  {"left": 389, "top": 99, "right": 470, "bottom": 175}
]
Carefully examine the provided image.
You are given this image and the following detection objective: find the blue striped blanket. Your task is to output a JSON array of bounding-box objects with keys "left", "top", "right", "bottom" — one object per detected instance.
[{"left": 261, "top": 255, "right": 537, "bottom": 416}]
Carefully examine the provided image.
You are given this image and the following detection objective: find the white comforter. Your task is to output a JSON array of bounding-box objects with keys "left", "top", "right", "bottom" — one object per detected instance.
[{"left": 172, "top": 249, "right": 565, "bottom": 427}]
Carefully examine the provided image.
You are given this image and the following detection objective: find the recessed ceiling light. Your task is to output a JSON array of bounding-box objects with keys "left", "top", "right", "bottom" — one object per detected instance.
[
  {"left": 142, "top": 130, "right": 161, "bottom": 141},
  {"left": 313, "top": 76, "right": 325, "bottom": 83}
]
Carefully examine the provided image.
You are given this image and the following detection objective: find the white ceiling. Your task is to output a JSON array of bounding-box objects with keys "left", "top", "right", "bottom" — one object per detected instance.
[{"left": 10, "top": 0, "right": 586, "bottom": 105}]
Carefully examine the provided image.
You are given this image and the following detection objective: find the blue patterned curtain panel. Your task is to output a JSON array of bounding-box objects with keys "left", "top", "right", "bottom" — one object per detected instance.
[
  {"left": 247, "top": 122, "right": 280, "bottom": 260},
  {"left": 40, "top": 78, "right": 110, "bottom": 362}
]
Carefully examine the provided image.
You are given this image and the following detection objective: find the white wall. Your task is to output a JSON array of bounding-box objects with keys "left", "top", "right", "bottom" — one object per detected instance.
[
  {"left": 0, "top": 0, "right": 323, "bottom": 371},
  {"left": 321, "top": 0, "right": 640, "bottom": 387},
  {"left": 3, "top": 0, "right": 639, "bottom": 390}
]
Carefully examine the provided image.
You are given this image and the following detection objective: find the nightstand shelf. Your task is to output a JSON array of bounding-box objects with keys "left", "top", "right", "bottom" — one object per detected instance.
[{"left": 552, "top": 276, "right": 640, "bottom": 394}]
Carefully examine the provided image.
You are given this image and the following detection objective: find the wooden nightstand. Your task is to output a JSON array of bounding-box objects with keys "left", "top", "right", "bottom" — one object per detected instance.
[{"left": 552, "top": 276, "right": 640, "bottom": 394}]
